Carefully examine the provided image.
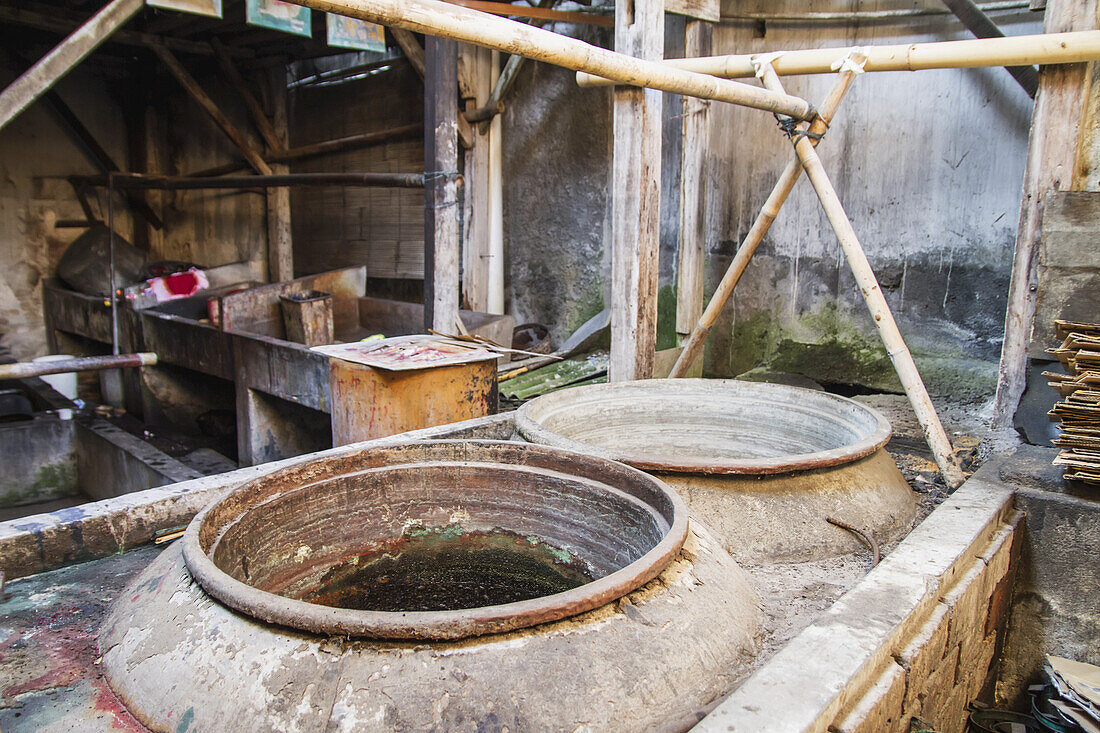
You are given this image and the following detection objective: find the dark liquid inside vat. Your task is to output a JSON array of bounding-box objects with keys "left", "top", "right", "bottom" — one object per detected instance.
[{"left": 299, "top": 528, "right": 595, "bottom": 612}]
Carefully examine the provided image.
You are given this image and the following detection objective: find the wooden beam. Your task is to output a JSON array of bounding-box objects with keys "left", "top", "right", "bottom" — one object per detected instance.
[
  {"left": 424, "top": 36, "right": 462, "bottom": 332},
  {"left": 183, "top": 123, "right": 423, "bottom": 177},
  {"left": 152, "top": 45, "right": 273, "bottom": 177},
  {"left": 665, "top": 0, "right": 720, "bottom": 22},
  {"left": 939, "top": 0, "right": 1039, "bottom": 97},
  {"left": 675, "top": 19, "right": 712, "bottom": 376},
  {"left": 393, "top": 28, "right": 476, "bottom": 149},
  {"left": 0, "top": 6, "right": 250, "bottom": 59},
  {"left": 442, "top": 0, "right": 613, "bottom": 27},
  {"left": 212, "top": 39, "right": 285, "bottom": 155},
  {"left": 993, "top": 0, "right": 1099, "bottom": 426},
  {"left": 265, "top": 65, "right": 293, "bottom": 283},
  {"left": 291, "top": 0, "right": 812, "bottom": 118},
  {"left": 609, "top": 0, "right": 663, "bottom": 382},
  {"left": 0, "top": 0, "right": 144, "bottom": 133}
]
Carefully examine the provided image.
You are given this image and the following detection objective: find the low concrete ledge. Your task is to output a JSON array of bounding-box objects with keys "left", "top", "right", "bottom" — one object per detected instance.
[
  {"left": 0, "top": 412, "right": 515, "bottom": 580},
  {"left": 696, "top": 466, "right": 1018, "bottom": 733}
]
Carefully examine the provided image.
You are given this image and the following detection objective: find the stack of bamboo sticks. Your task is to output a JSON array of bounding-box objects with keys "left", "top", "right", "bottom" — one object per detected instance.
[{"left": 1046, "top": 320, "right": 1100, "bottom": 485}]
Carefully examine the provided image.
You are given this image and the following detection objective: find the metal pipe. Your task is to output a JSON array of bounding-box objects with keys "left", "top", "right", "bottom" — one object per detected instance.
[
  {"left": 577, "top": 30, "right": 1100, "bottom": 86},
  {"left": 0, "top": 353, "right": 158, "bottom": 381},
  {"left": 285, "top": 0, "right": 817, "bottom": 120},
  {"left": 75, "top": 172, "right": 426, "bottom": 190}
]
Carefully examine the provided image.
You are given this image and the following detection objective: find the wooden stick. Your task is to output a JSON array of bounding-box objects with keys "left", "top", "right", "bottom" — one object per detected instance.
[
  {"left": 577, "top": 30, "right": 1100, "bottom": 86},
  {"left": 758, "top": 63, "right": 965, "bottom": 489},
  {"left": 153, "top": 46, "right": 273, "bottom": 177},
  {"left": 669, "top": 59, "right": 863, "bottom": 379},
  {"left": 0, "top": 0, "right": 144, "bottom": 132},
  {"left": 285, "top": 0, "right": 815, "bottom": 120}
]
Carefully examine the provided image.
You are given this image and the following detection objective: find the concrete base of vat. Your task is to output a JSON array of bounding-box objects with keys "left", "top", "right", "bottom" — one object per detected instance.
[
  {"left": 667, "top": 449, "right": 917, "bottom": 563},
  {"left": 99, "top": 523, "right": 765, "bottom": 733}
]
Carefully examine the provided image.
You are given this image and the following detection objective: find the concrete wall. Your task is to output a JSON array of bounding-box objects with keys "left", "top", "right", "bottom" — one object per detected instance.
[{"left": 501, "top": 2, "right": 1041, "bottom": 398}]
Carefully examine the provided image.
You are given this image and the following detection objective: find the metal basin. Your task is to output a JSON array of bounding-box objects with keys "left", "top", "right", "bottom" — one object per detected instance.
[
  {"left": 183, "top": 440, "right": 688, "bottom": 639},
  {"left": 516, "top": 379, "right": 917, "bottom": 563}
]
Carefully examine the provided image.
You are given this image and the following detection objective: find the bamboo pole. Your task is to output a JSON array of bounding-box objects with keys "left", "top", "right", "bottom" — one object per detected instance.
[
  {"left": 669, "top": 58, "right": 863, "bottom": 379},
  {"left": 577, "top": 30, "right": 1100, "bottom": 87},
  {"left": 0, "top": 0, "right": 144, "bottom": 132},
  {"left": 757, "top": 63, "right": 965, "bottom": 489},
  {"left": 285, "top": 0, "right": 815, "bottom": 120}
]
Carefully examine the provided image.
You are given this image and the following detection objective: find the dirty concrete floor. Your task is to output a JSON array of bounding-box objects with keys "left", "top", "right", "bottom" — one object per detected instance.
[
  {"left": 0, "top": 545, "right": 159, "bottom": 731},
  {"left": 0, "top": 395, "right": 1019, "bottom": 731}
]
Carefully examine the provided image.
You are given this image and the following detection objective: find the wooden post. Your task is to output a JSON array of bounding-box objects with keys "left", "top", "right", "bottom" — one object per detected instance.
[
  {"left": 675, "top": 19, "right": 713, "bottom": 374},
  {"left": 993, "top": 0, "right": 1099, "bottom": 427},
  {"left": 265, "top": 65, "right": 293, "bottom": 283},
  {"left": 608, "top": 0, "right": 663, "bottom": 382},
  {"left": 394, "top": 27, "right": 475, "bottom": 149},
  {"left": 153, "top": 45, "right": 273, "bottom": 177},
  {"left": 460, "top": 44, "right": 492, "bottom": 312},
  {"left": 758, "top": 64, "right": 965, "bottom": 489},
  {"left": 424, "top": 36, "right": 461, "bottom": 333},
  {"left": 0, "top": 0, "right": 144, "bottom": 132}
]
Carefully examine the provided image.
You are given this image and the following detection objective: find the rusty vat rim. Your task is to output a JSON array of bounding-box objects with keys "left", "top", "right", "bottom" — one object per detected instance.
[
  {"left": 514, "top": 379, "right": 893, "bottom": 476},
  {"left": 181, "top": 440, "right": 689, "bottom": 640}
]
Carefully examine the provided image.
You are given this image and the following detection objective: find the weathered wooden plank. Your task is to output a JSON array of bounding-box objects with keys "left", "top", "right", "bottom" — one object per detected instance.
[
  {"left": 665, "top": 0, "right": 720, "bottom": 22},
  {"left": 994, "top": 0, "right": 1099, "bottom": 426},
  {"left": 424, "top": 36, "right": 462, "bottom": 333},
  {"left": 264, "top": 65, "right": 294, "bottom": 283},
  {"left": 153, "top": 46, "right": 273, "bottom": 177},
  {"left": 393, "top": 27, "right": 475, "bottom": 149},
  {"left": 460, "top": 44, "right": 492, "bottom": 312},
  {"left": 675, "top": 19, "right": 712, "bottom": 381},
  {"left": 609, "top": 0, "right": 663, "bottom": 382},
  {"left": 0, "top": 0, "right": 143, "bottom": 132}
]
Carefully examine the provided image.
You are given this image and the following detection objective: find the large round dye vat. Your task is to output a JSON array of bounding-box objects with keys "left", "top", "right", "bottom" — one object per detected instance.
[
  {"left": 101, "top": 440, "right": 764, "bottom": 732},
  {"left": 515, "top": 379, "right": 917, "bottom": 563}
]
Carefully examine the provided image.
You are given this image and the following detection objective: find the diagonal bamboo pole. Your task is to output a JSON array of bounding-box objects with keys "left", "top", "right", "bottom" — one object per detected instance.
[
  {"left": 669, "top": 56, "right": 866, "bottom": 379},
  {"left": 757, "top": 62, "right": 965, "bottom": 489},
  {"left": 285, "top": 0, "right": 815, "bottom": 120}
]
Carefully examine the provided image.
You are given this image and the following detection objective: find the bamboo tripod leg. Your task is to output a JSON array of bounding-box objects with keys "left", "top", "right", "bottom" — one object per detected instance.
[
  {"left": 758, "top": 65, "right": 965, "bottom": 488},
  {"left": 670, "top": 62, "right": 863, "bottom": 378}
]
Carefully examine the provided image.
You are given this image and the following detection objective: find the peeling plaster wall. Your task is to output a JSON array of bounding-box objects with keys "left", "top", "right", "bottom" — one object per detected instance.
[{"left": 501, "top": 2, "right": 1040, "bottom": 399}]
